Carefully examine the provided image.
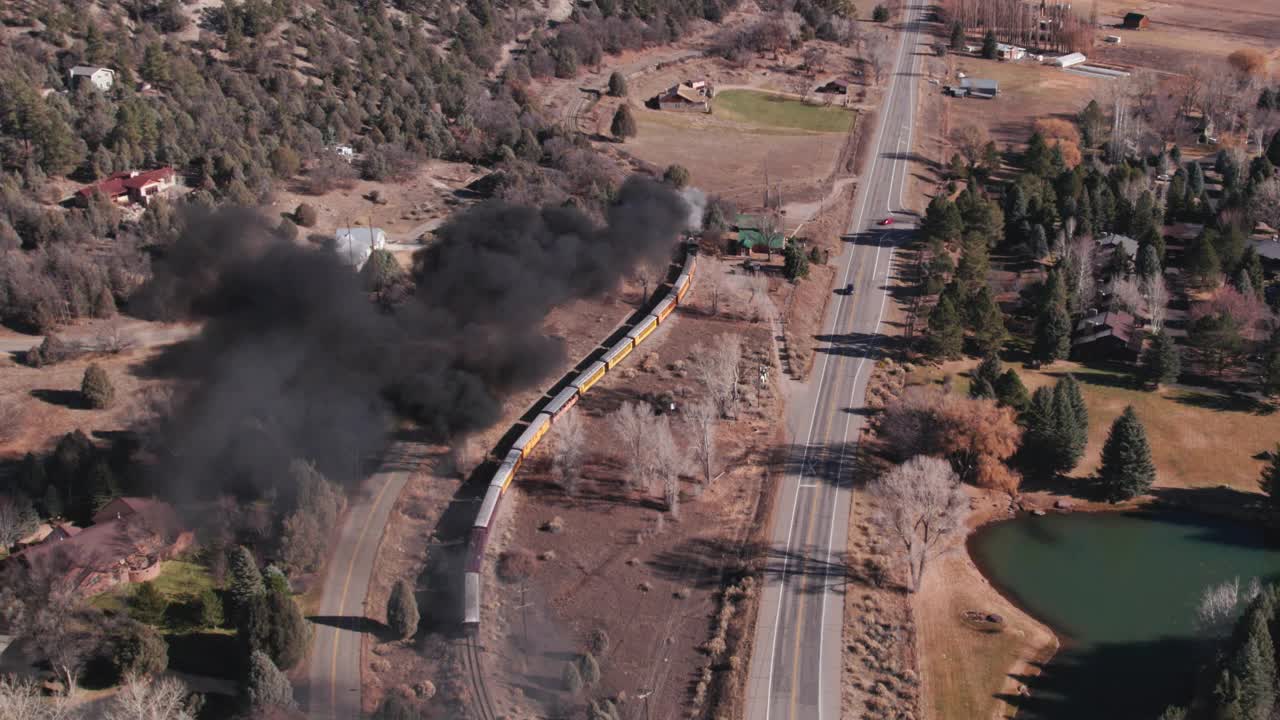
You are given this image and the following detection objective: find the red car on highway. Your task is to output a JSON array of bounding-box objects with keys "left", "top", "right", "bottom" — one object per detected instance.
[{"left": 879, "top": 217, "right": 894, "bottom": 226}]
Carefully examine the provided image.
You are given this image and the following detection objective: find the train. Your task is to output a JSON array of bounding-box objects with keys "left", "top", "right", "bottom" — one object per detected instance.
[{"left": 462, "top": 250, "right": 698, "bottom": 628}]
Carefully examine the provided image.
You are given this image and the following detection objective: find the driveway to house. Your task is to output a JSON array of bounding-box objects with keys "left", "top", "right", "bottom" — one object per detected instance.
[
  {"left": 0, "top": 320, "right": 198, "bottom": 355},
  {"left": 303, "top": 443, "right": 425, "bottom": 719},
  {"left": 743, "top": 4, "right": 925, "bottom": 719}
]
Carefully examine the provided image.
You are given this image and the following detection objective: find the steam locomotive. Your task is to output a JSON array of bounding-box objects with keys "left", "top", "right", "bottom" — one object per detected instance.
[{"left": 462, "top": 250, "right": 698, "bottom": 628}]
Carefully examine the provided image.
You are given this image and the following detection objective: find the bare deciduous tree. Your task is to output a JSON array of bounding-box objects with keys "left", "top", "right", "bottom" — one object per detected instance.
[
  {"left": 610, "top": 401, "right": 652, "bottom": 494},
  {"left": 104, "top": 675, "right": 195, "bottom": 720},
  {"left": 868, "top": 455, "right": 970, "bottom": 592},
  {"left": 1064, "top": 236, "right": 1097, "bottom": 313},
  {"left": 94, "top": 318, "right": 137, "bottom": 355},
  {"left": 690, "top": 334, "right": 744, "bottom": 418},
  {"left": 0, "top": 675, "right": 81, "bottom": 720},
  {"left": 1141, "top": 273, "right": 1168, "bottom": 332},
  {"left": 704, "top": 268, "right": 725, "bottom": 317},
  {"left": 0, "top": 494, "right": 38, "bottom": 548},
  {"left": 1109, "top": 275, "right": 1142, "bottom": 315},
  {"left": 863, "top": 32, "right": 892, "bottom": 84},
  {"left": 950, "top": 124, "right": 990, "bottom": 170},
  {"left": 1195, "top": 576, "right": 1261, "bottom": 637},
  {"left": 552, "top": 410, "right": 585, "bottom": 496},
  {"left": 649, "top": 418, "right": 686, "bottom": 517},
  {"left": 687, "top": 398, "right": 719, "bottom": 485},
  {"left": 1251, "top": 177, "right": 1280, "bottom": 234}
]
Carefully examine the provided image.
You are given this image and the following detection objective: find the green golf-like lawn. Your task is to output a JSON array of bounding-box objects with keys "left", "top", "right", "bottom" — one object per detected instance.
[{"left": 713, "top": 89, "right": 854, "bottom": 133}]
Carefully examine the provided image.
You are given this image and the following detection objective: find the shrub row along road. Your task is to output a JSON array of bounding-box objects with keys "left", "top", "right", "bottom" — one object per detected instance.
[{"left": 744, "top": 4, "right": 925, "bottom": 719}]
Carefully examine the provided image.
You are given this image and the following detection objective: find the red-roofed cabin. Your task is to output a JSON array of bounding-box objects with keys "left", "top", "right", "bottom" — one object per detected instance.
[{"left": 76, "top": 167, "right": 176, "bottom": 207}]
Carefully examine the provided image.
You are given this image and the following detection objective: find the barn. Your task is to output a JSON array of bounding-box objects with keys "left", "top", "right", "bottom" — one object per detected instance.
[{"left": 656, "top": 81, "right": 711, "bottom": 112}]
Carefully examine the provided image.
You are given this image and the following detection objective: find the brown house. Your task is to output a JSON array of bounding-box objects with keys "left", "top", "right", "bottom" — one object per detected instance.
[
  {"left": 4, "top": 498, "right": 192, "bottom": 598},
  {"left": 656, "top": 81, "right": 712, "bottom": 112},
  {"left": 1072, "top": 311, "right": 1144, "bottom": 362},
  {"left": 1122, "top": 12, "right": 1149, "bottom": 29}
]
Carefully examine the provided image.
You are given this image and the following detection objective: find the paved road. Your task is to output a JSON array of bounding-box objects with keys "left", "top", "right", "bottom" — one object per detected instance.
[
  {"left": 304, "top": 449, "right": 419, "bottom": 719},
  {"left": 744, "top": 5, "right": 925, "bottom": 720}
]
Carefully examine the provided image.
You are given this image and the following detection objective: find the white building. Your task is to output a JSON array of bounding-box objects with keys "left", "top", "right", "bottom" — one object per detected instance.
[
  {"left": 68, "top": 65, "right": 115, "bottom": 91},
  {"left": 996, "top": 43, "right": 1026, "bottom": 61},
  {"left": 333, "top": 227, "right": 388, "bottom": 271},
  {"left": 1048, "top": 52, "right": 1087, "bottom": 68}
]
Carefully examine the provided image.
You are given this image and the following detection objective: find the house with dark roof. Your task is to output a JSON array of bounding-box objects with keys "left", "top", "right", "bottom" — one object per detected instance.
[
  {"left": 1072, "top": 310, "right": 1145, "bottom": 362},
  {"left": 3, "top": 498, "right": 191, "bottom": 598},
  {"left": 76, "top": 167, "right": 176, "bottom": 207}
]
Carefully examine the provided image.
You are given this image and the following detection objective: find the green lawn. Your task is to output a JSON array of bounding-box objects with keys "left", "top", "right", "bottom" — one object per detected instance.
[
  {"left": 91, "top": 560, "right": 217, "bottom": 617},
  {"left": 713, "top": 89, "right": 854, "bottom": 133}
]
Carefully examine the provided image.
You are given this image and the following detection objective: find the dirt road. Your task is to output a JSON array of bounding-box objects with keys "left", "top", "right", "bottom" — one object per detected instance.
[{"left": 743, "top": 3, "right": 926, "bottom": 718}]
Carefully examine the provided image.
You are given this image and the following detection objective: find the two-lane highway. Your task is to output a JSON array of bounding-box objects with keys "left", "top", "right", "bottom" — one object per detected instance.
[{"left": 745, "top": 4, "right": 925, "bottom": 719}]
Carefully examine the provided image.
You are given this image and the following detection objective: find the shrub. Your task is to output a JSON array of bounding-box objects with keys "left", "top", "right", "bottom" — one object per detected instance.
[
  {"left": 277, "top": 218, "right": 298, "bottom": 241},
  {"left": 497, "top": 550, "right": 535, "bottom": 582},
  {"left": 81, "top": 362, "right": 115, "bottom": 409},
  {"left": 562, "top": 660, "right": 583, "bottom": 693},
  {"left": 131, "top": 582, "right": 168, "bottom": 625},
  {"left": 872, "top": 4, "right": 889, "bottom": 21},
  {"left": 663, "top": 164, "right": 690, "bottom": 189},
  {"left": 387, "top": 579, "right": 420, "bottom": 640},
  {"left": 295, "top": 203, "right": 318, "bottom": 227},
  {"left": 608, "top": 71, "right": 628, "bottom": 97},
  {"left": 108, "top": 620, "right": 169, "bottom": 681},
  {"left": 611, "top": 105, "right": 637, "bottom": 141},
  {"left": 245, "top": 651, "right": 296, "bottom": 711},
  {"left": 579, "top": 652, "right": 601, "bottom": 685},
  {"left": 589, "top": 627, "right": 611, "bottom": 655}
]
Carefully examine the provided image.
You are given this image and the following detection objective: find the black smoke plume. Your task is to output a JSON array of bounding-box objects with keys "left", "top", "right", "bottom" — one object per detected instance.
[{"left": 135, "top": 177, "right": 686, "bottom": 498}]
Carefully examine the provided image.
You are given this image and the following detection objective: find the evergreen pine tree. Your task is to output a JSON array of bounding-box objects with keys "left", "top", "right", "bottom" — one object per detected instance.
[
  {"left": 994, "top": 369, "right": 1030, "bottom": 411},
  {"left": 1141, "top": 331, "right": 1181, "bottom": 387},
  {"left": 81, "top": 362, "right": 115, "bottom": 409},
  {"left": 607, "top": 71, "right": 628, "bottom": 97},
  {"left": 1188, "top": 236, "right": 1222, "bottom": 287},
  {"left": 387, "top": 579, "right": 420, "bottom": 640},
  {"left": 610, "top": 105, "right": 637, "bottom": 141},
  {"left": 1187, "top": 161, "right": 1206, "bottom": 196},
  {"left": 970, "top": 377, "right": 995, "bottom": 399},
  {"left": 227, "top": 545, "right": 266, "bottom": 622},
  {"left": 1053, "top": 376, "right": 1088, "bottom": 471},
  {"left": 922, "top": 195, "right": 963, "bottom": 244},
  {"left": 579, "top": 652, "right": 601, "bottom": 686},
  {"left": 925, "top": 294, "right": 964, "bottom": 359},
  {"left": 1033, "top": 301, "right": 1072, "bottom": 363},
  {"left": 1098, "top": 406, "right": 1156, "bottom": 501},
  {"left": 1267, "top": 130, "right": 1280, "bottom": 168},
  {"left": 981, "top": 30, "right": 998, "bottom": 59},
  {"left": 263, "top": 589, "right": 309, "bottom": 671},
  {"left": 1228, "top": 603, "right": 1278, "bottom": 719},
  {"left": 973, "top": 354, "right": 1003, "bottom": 389},
  {"left": 245, "top": 651, "right": 297, "bottom": 711},
  {"left": 969, "top": 287, "right": 1008, "bottom": 356},
  {"left": 949, "top": 21, "right": 965, "bottom": 51},
  {"left": 1136, "top": 243, "right": 1162, "bottom": 280}
]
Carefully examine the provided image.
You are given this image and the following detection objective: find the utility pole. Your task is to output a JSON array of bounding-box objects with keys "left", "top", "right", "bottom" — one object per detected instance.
[{"left": 636, "top": 689, "right": 653, "bottom": 720}]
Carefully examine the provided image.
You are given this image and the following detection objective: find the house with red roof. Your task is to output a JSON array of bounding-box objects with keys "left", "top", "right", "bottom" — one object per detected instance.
[
  {"left": 76, "top": 167, "right": 177, "bottom": 208},
  {"left": 3, "top": 497, "right": 192, "bottom": 598}
]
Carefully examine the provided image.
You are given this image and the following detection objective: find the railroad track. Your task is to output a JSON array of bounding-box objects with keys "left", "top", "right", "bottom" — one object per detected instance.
[{"left": 463, "top": 635, "right": 500, "bottom": 720}]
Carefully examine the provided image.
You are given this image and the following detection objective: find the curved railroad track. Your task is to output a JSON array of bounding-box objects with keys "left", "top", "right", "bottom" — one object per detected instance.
[{"left": 463, "top": 635, "right": 500, "bottom": 720}]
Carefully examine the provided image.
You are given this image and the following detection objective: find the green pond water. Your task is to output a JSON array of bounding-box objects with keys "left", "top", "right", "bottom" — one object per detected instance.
[{"left": 970, "top": 511, "right": 1280, "bottom": 719}]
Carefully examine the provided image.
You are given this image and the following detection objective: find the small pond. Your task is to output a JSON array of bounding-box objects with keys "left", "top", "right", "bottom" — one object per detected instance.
[{"left": 970, "top": 511, "right": 1280, "bottom": 719}]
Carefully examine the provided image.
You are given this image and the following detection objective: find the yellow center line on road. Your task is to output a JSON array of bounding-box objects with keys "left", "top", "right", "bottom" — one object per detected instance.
[{"left": 327, "top": 471, "right": 400, "bottom": 713}]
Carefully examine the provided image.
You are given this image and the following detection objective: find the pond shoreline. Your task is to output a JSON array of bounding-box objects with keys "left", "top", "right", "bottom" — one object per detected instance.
[{"left": 962, "top": 493, "right": 1277, "bottom": 719}]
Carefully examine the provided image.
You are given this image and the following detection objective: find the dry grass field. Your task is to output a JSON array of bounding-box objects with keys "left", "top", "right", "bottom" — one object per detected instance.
[
  {"left": 1091, "top": 0, "right": 1280, "bottom": 69},
  {"left": 945, "top": 58, "right": 1107, "bottom": 150}
]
